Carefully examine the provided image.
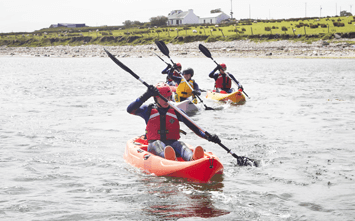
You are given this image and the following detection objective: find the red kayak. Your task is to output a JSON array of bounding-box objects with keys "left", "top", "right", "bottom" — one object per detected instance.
[{"left": 124, "top": 136, "right": 224, "bottom": 182}]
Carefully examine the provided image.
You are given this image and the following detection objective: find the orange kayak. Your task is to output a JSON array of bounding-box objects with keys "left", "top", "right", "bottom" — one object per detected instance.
[
  {"left": 124, "top": 136, "right": 224, "bottom": 182},
  {"left": 206, "top": 89, "right": 246, "bottom": 104}
]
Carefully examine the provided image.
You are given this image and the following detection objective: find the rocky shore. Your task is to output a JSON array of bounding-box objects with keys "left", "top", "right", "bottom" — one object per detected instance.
[{"left": 1, "top": 39, "right": 354, "bottom": 58}]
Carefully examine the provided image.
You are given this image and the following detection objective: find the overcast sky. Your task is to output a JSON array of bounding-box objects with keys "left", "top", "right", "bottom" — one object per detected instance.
[{"left": 1, "top": 0, "right": 353, "bottom": 33}]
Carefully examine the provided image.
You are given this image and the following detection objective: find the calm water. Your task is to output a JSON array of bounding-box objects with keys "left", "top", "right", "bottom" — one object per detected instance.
[{"left": 1, "top": 55, "right": 354, "bottom": 221}]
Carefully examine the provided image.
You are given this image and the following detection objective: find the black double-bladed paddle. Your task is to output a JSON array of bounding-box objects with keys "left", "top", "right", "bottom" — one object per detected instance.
[
  {"left": 153, "top": 52, "right": 170, "bottom": 66},
  {"left": 155, "top": 40, "right": 215, "bottom": 111},
  {"left": 198, "top": 44, "right": 250, "bottom": 99},
  {"left": 104, "top": 48, "right": 259, "bottom": 167}
]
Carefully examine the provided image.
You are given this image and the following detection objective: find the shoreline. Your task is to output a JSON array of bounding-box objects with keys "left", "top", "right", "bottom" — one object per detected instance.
[{"left": 1, "top": 39, "right": 355, "bottom": 59}]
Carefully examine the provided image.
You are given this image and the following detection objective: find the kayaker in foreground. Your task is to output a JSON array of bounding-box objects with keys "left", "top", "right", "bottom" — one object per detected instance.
[
  {"left": 126, "top": 82, "right": 220, "bottom": 161},
  {"left": 161, "top": 62, "right": 182, "bottom": 86},
  {"left": 165, "top": 67, "right": 201, "bottom": 103},
  {"left": 209, "top": 63, "right": 243, "bottom": 93}
]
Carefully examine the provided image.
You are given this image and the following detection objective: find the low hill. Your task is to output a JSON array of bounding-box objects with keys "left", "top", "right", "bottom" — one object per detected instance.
[{"left": 1, "top": 16, "right": 354, "bottom": 47}]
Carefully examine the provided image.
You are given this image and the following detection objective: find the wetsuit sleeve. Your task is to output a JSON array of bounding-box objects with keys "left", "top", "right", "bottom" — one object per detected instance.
[
  {"left": 193, "top": 81, "right": 201, "bottom": 96},
  {"left": 209, "top": 67, "right": 219, "bottom": 78},
  {"left": 228, "top": 73, "right": 240, "bottom": 86},
  {"left": 162, "top": 65, "right": 171, "bottom": 74},
  {"left": 127, "top": 100, "right": 151, "bottom": 124},
  {"left": 168, "top": 71, "right": 182, "bottom": 84},
  {"left": 127, "top": 91, "right": 153, "bottom": 123}
]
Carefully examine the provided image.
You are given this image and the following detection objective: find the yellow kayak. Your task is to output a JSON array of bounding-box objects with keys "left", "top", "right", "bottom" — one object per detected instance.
[{"left": 206, "top": 89, "right": 246, "bottom": 104}]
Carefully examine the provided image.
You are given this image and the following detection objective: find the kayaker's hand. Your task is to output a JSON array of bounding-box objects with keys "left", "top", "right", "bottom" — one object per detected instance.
[
  {"left": 213, "top": 65, "right": 221, "bottom": 73},
  {"left": 162, "top": 64, "right": 171, "bottom": 74},
  {"left": 238, "top": 85, "right": 244, "bottom": 92},
  {"left": 173, "top": 63, "right": 179, "bottom": 70},
  {"left": 192, "top": 90, "right": 201, "bottom": 96},
  {"left": 207, "top": 134, "right": 221, "bottom": 144},
  {"left": 146, "top": 85, "right": 159, "bottom": 97}
]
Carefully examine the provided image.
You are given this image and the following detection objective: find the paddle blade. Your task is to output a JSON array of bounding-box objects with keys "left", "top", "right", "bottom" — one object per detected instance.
[
  {"left": 217, "top": 142, "right": 259, "bottom": 167},
  {"left": 104, "top": 48, "right": 139, "bottom": 80},
  {"left": 198, "top": 44, "right": 212, "bottom": 58},
  {"left": 155, "top": 40, "right": 170, "bottom": 57},
  {"left": 233, "top": 154, "right": 260, "bottom": 167},
  {"left": 204, "top": 105, "right": 215, "bottom": 111}
]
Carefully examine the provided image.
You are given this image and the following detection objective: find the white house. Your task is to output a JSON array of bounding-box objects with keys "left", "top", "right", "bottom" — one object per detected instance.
[
  {"left": 198, "top": 12, "right": 230, "bottom": 24},
  {"left": 167, "top": 9, "right": 199, "bottom": 26}
]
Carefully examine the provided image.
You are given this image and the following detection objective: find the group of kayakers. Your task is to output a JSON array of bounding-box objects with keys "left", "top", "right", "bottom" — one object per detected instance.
[
  {"left": 161, "top": 63, "right": 201, "bottom": 103},
  {"left": 127, "top": 62, "right": 242, "bottom": 161}
]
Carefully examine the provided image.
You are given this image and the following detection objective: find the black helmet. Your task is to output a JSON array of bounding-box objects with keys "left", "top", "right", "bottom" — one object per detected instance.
[{"left": 182, "top": 68, "right": 194, "bottom": 77}]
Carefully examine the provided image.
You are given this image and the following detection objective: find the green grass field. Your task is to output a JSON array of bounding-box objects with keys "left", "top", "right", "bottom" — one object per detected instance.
[{"left": 1, "top": 16, "right": 354, "bottom": 47}]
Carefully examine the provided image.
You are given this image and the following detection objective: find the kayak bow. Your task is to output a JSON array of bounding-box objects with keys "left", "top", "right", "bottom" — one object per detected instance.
[
  {"left": 206, "top": 90, "right": 246, "bottom": 104},
  {"left": 124, "top": 136, "right": 224, "bottom": 182}
]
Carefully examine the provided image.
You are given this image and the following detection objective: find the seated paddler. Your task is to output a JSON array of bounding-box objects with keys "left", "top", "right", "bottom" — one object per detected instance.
[
  {"left": 161, "top": 62, "right": 181, "bottom": 86},
  {"left": 209, "top": 63, "right": 243, "bottom": 93},
  {"left": 126, "top": 82, "right": 220, "bottom": 161},
  {"left": 166, "top": 67, "right": 201, "bottom": 103}
]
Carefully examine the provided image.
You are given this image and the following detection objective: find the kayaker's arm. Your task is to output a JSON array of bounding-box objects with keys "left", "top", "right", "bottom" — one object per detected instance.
[
  {"left": 168, "top": 71, "right": 182, "bottom": 84},
  {"left": 127, "top": 102, "right": 151, "bottom": 124},
  {"left": 192, "top": 81, "right": 201, "bottom": 96},
  {"left": 228, "top": 73, "right": 241, "bottom": 87},
  {"left": 127, "top": 93, "right": 150, "bottom": 114},
  {"left": 209, "top": 66, "right": 220, "bottom": 78},
  {"left": 161, "top": 64, "right": 172, "bottom": 74},
  {"left": 127, "top": 86, "right": 159, "bottom": 122}
]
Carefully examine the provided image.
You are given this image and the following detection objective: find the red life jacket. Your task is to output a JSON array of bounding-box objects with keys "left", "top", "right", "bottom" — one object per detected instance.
[
  {"left": 146, "top": 107, "right": 180, "bottom": 141},
  {"left": 215, "top": 73, "right": 231, "bottom": 89}
]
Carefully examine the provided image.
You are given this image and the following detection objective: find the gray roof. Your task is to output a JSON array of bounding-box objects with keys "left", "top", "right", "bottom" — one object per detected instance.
[{"left": 169, "top": 11, "right": 189, "bottom": 19}]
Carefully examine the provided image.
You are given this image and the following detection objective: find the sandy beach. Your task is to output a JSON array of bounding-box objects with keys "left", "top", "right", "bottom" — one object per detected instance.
[{"left": 1, "top": 39, "right": 354, "bottom": 58}]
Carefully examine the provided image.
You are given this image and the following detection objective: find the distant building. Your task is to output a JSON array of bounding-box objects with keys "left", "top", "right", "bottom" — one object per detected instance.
[
  {"left": 167, "top": 9, "right": 230, "bottom": 25},
  {"left": 167, "top": 9, "right": 199, "bottom": 25},
  {"left": 49, "top": 23, "right": 86, "bottom": 28},
  {"left": 199, "top": 11, "right": 230, "bottom": 24}
]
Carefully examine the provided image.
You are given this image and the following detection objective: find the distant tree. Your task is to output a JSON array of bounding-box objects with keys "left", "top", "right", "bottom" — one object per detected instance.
[
  {"left": 133, "top": 21, "right": 143, "bottom": 26},
  {"left": 150, "top": 16, "right": 168, "bottom": 27},
  {"left": 340, "top": 11, "right": 352, "bottom": 16},
  {"left": 123, "top": 20, "right": 133, "bottom": 28},
  {"left": 211, "top": 8, "right": 222, "bottom": 13}
]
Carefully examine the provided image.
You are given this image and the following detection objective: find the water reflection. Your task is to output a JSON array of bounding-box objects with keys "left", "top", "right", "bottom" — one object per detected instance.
[{"left": 139, "top": 175, "right": 229, "bottom": 220}]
